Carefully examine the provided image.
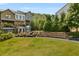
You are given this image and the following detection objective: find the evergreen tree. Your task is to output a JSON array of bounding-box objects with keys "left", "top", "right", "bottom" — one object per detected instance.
[
  {"left": 59, "top": 12, "right": 70, "bottom": 32},
  {"left": 43, "top": 15, "right": 53, "bottom": 32},
  {"left": 31, "top": 13, "right": 46, "bottom": 30}
]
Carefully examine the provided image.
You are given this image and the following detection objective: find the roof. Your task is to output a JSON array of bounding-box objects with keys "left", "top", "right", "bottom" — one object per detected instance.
[
  {"left": 56, "top": 3, "right": 70, "bottom": 15},
  {"left": 0, "top": 9, "right": 31, "bottom": 15},
  {"left": 0, "top": 9, "right": 15, "bottom": 15},
  {"left": 0, "top": 9, "right": 6, "bottom": 12}
]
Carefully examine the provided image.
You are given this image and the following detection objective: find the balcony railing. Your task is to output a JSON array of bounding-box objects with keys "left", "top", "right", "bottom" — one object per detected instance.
[
  {"left": 1, "top": 18, "right": 15, "bottom": 21},
  {"left": 2, "top": 27, "right": 15, "bottom": 29},
  {"left": 1, "top": 18, "right": 30, "bottom": 22},
  {"left": 2, "top": 22, "right": 14, "bottom": 27}
]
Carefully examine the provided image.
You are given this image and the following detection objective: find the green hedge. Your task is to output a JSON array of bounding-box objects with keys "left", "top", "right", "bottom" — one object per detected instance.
[{"left": 0, "top": 32, "right": 15, "bottom": 41}]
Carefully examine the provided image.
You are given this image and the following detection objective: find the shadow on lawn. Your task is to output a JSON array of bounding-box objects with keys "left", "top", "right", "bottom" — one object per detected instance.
[{"left": 69, "top": 37, "right": 79, "bottom": 41}]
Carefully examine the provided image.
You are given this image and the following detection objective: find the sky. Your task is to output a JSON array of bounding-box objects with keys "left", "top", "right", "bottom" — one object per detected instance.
[{"left": 0, "top": 3, "right": 66, "bottom": 14}]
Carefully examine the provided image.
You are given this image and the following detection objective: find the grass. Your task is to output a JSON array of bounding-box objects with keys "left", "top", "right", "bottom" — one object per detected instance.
[{"left": 0, "top": 37, "right": 79, "bottom": 56}]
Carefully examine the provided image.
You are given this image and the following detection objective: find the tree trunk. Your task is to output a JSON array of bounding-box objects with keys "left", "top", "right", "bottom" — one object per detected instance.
[{"left": 76, "top": 27, "right": 78, "bottom": 32}]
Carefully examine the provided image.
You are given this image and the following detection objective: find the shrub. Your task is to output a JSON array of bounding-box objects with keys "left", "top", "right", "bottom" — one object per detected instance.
[
  {"left": 0, "top": 32, "right": 15, "bottom": 41},
  {"left": 0, "top": 30, "right": 4, "bottom": 34},
  {"left": 7, "top": 32, "right": 15, "bottom": 38},
  {"left": 0, "top": 34, "right": 7, "bottom": 40},
  {"left": 68, "top": 32, "right": 79, "bottom": 38}
]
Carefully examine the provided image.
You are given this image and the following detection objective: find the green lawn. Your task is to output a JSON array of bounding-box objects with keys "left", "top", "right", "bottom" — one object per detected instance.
[{"left": 0, "top": 37, "right": 79, "bottom": 56}]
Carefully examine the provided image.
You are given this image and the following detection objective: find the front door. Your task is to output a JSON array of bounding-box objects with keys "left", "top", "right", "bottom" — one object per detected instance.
[{"left": 18, "top": 27, "right": 25, "bottom": 33}]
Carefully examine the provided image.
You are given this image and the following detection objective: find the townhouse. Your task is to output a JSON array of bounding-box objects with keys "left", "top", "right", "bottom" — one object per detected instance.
[{"left": 0, "top": 9, "right": 32, "bottom": 33}]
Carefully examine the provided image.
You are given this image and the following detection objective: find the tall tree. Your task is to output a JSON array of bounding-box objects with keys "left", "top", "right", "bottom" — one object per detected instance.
[
  {"left": 31, "top": 13, "right": 46, "bottom": 30},
  {"left": 67, "top": 3, "right": 79, "bottom": 32},
  {"left": 59, "top": 12, "right": 70, "bottom": 32},
  {"left": 51, "top": 15, "right": 60, "bottom": 32},
  {"left": 43, "top": 14, "right": 53, "bottom": 32}
]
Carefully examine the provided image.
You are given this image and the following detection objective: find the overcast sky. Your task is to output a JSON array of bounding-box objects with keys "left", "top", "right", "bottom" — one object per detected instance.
[{"left": 0, "top": 3, "right": 66, "bottom": 14}]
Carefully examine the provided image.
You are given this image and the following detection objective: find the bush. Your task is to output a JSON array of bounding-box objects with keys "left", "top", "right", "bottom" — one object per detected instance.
[
  {"left": 0, "top": 30, "right": 4, "bottom": 34},
  {"left": 7, "top": 32, "right": 15, "bottom": 38},
  {"left": 0, "top": 34, "right": 8, "bottom": 40},
  {"left": 68, "top": 32, "right": 79, "bottom": 38},
  {"left": 0, "top": 32, "right": 15, "bottom": 41}
]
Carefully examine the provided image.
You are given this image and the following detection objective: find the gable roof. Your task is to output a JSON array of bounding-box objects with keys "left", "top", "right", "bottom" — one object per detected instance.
[
  {"left": 0, "top": 9, "right": 15, "bottom": 15},
  {"left": 0, "top": 9, "right": 32, "bottom": 15}
]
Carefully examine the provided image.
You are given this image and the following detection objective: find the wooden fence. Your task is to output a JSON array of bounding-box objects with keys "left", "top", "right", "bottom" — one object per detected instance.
[{"left": 17, "top": 31, "right": 69, "bottom": 39}]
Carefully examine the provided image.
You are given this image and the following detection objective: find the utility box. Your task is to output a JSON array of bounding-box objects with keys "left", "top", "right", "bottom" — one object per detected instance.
[{"left": 25, "top": 25, "right": 31, "bottom": 32}]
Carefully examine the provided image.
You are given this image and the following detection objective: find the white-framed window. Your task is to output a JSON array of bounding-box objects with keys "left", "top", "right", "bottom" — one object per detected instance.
[
  {"left": 23, "top": 15, "right": 25, "bottom": 20},
  {"left": 20, "top": 15, "right": 25, "bottom": 20},
  {"left": 15, "top": 14, "right": 25, "bottom": 20},
  {"left": 21, "top": 15, "right": 23, "bottom": 20},
  {"left": 20, "top": 15, "right": 21, "bottom": 20},
  {"left": 16, "top": 14, "right": 20, "bottom": 20},
  {"left": 15, "top": 15, "right": 18, "bottom": 19}
]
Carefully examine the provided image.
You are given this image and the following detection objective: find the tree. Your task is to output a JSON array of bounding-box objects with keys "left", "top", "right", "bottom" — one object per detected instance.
[
  {"left": 67, "top": 3, "right": 79, "bottom": 32},
  {"left": 43, "top": 14, "right": 53, "bottom": 32},
  {"left": 59, "top": 12, "right": 70, "bottom": 32},
  {"left": 51, "top": 15, "right": 59, "bottom": 31},
  {"left": 31, "top": 13, "right": 46, "bottom": 30}
]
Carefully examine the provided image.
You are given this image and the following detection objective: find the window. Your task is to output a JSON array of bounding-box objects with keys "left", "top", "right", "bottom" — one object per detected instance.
[
  {"left": 26, "top": 16, "right": 30, "bottom": 20},
  {"left": 20, "top": 16, "right": 21, "bottom": 20},
  {"left": 16, "top": 14, "right": 25, "bottom": 20},
  {"left": 23, "top": 16, "right": 25, "bottom": 20},
  {"left": 5, "top": 15, "right": 11, "bottom": 19},
  {"left": 15, "top": 14, "right": 21, "bottom": 20},
  {"left": 16, "top": 15, "right": 18, "bottom": 19},
  {"left": 20, "top": 15, "right": 25, "bottom": 20},
  {"left": 21, "top": 16, "right": 23, "bottom": 20},
  {"left": 18, "top": 15, "right": 20, "bottom": 20}
]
